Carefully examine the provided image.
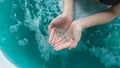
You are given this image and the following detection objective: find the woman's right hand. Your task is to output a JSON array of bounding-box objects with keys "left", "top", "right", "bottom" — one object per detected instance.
[{"left": 54, "top": 21, "right": 83, "bottom": 51}]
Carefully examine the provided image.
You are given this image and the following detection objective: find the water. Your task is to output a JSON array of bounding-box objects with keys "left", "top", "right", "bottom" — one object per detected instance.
[
  {"left": 0, "top": 0, "right": 120, "bottom": 68},
  {"left": 0, "top": 50, "right": 17, "bottom": 68}
]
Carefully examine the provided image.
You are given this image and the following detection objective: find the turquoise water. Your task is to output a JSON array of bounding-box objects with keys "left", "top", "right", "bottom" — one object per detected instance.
[{"left": 0, "top": 0, "right": 120, "bottom": 68}]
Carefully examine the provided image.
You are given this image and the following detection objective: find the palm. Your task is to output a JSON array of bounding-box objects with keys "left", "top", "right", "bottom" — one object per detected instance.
[
  {"left": 54, "top": 23, "right": 82, "bottom": 51},
  {"left": 48, "top": 14, "right": 72, "bottom": 44}
]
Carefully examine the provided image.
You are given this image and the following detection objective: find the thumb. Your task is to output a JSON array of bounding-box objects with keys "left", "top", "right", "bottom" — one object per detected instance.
[
  {"left": 69, "top": 33, "right": 82, "bottom": 50},
  {"left": 68, "top": 41, "right": 78, "bottom": 50},
  {"left": 48, "top": 20, "right": 56, "bottom": 34}
]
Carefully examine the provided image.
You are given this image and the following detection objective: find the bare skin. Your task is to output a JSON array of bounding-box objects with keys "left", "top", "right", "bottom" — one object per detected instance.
[
  {"left": 48, "top": 0, "right": 74, "bottom": 44},
  {"left": 54, "top": 22, "right": 82, "bottom": 50},
  {"left": 48, "top": 14, "right": 72, "bottom": 44},
  {"left": 54, "top": 2, "right": 120, "bottom": 51}
]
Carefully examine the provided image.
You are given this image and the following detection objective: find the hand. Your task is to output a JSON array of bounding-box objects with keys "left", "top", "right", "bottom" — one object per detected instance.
[
  {"left": 48, "top": 14, "right": 73, "bottom": 45},
  {"left": 54, "top": 21, "right": 83, "bottom": 51}
]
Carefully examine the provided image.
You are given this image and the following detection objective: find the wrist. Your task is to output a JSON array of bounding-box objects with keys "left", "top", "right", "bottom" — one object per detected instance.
[
  {"left": 73, "top": 20, "right": 85, "bottom": 31},
  {"left": 72, "top": 20, "right": 83, "bottom": 34},
  {"left": 62, "top": 12, "right": 73, "bottom": 20},
  {"left": 60, "top": 13, "right": 73, "bottom": 23}
]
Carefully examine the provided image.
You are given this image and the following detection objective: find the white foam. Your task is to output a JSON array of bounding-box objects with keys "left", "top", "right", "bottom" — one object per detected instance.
[
  {"left": 9, "top": 24, "right": 21, "bottom": 33},
  {"left": 0, "top": 50, "right": 17, "bottom": 68},
  {"left": 18, "top": 38, "right": 28, "bottom": 46}
]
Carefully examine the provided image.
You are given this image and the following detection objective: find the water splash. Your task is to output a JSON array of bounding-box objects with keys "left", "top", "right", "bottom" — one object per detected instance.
[
  {"left": 89, "top": 47, "right": 120, "bottom": 67},
  {"left": 9, "top": 24, "right": 20, "bottom": 33},
  {"left": 18, "top": 38, "right": 28, "bottom": 46},
  {"left": 9, "top": 0, "right": 120, "bottom": 67},
  {"left": 15, "top": 0, "right": 63, "bottom": 62}
]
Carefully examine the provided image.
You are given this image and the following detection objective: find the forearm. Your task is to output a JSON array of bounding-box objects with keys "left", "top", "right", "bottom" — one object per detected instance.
[
  {"left": 63, "top": 0, "right": 74, "bottom": 18},
  {"left": 76, "top": 10, "right": 117, "bottom": 29},
  {"left": 75, "top": 3, "right": 120, "bottom": 29}
]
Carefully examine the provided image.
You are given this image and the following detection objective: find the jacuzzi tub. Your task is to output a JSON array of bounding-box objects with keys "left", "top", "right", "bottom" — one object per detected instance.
[{"left": 0, "top": 0, "right": 120, "bottom": 68}]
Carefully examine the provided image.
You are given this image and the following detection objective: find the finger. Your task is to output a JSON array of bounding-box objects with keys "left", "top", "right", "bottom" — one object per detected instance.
[
  {"left": 56, "top": 32, "right": 65, "bottom": 43},
  {"left": 51, "top": 29, "right": 57, "bottom": 44},
  {"left": 49, "top": 28, "right": 55, "bottom": 43},
  {"left": 48, "top": 24, "right": 54, "bottom": 34},
  {"left": 52, "top": 30, "right": 58, "bottom": 44},
  {"left": 55, "top": 41, "right": 71, "bottom": 51},
  {"left": 68, "top": 41, "right": 78, "bottom": 50},
  {"left": 54, "top": 36, "right": 66, "bottom": 47},
  {"left": 69, "top": 32, "right": 82, "bottom": 50},
  {"left": 54, "top": 31, "right": 60, "bottom": 44}
]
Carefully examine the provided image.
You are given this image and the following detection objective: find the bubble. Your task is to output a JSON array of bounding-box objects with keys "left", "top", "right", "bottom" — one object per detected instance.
[
  {"left": 22, "top": 0, "right": 62, "bottom": 62},
  {"left": 89, "top": 47, "right": 120, "bottom": 67},
  {"left": 18, "top": 38, "right": 28, "bottom": 46},
  {"left": 41, "top": 54, "right": 50, "bottom": 62},
  {"left": 9, "top": 24, "right": 20, "bottom": 33}
]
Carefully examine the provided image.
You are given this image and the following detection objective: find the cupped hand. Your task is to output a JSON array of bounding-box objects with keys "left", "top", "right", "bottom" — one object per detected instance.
[
  {"left": 54, "top": 21, "right": 83, "bottom": 51},
  {"left": 48, "top": 14, "right": 73, "bottom": 45}
]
